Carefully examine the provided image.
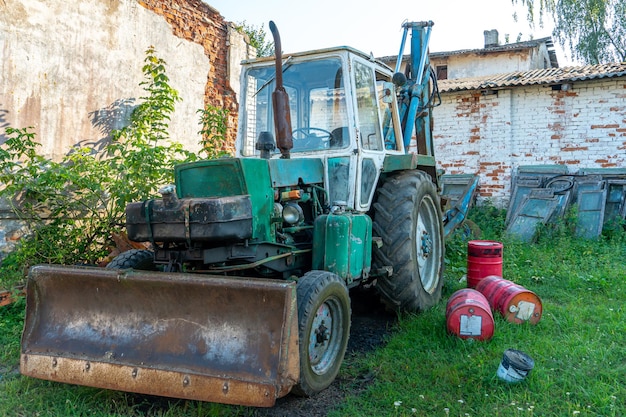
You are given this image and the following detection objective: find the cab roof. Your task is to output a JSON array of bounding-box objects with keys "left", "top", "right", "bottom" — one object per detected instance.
[{"left": 242, "top": 45, "right": 393, "bottom": 71}]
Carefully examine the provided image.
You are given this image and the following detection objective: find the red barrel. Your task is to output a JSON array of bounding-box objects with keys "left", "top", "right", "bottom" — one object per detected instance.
[
  {"left": 467, "top": 240, "right": 503, "bottom": 288},
  {"left": 476, "top": 276, "right": 543, "bottom": 325},
  {"left": 476, "top": 275, "right": 512, "bottom": 303},
  {"left": 446, "top": 288, "right": 495, "bottom": 341}
]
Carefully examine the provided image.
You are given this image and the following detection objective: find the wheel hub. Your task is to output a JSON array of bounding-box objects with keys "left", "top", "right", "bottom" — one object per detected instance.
[
  {"left": 309, "top": 303, "right": 334, "bottom": 373},
  {"left": 421, "top": 231, "right": 432, "bottom": 259},
  {"left": 315, "top": 322, "right": 329, "bottom": 345},
  {"left": 415, "top": 195, "right": 440, "bottom": 294}
]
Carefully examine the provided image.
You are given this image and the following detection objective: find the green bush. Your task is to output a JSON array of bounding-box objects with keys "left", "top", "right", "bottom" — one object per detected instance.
[{"left": 0, "top": 48, "right": 229, "bottom": 289}]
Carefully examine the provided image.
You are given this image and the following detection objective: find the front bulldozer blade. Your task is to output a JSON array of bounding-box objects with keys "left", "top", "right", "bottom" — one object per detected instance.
[{"left": 20, "top": 265, "right": 300, "bottom": 407}]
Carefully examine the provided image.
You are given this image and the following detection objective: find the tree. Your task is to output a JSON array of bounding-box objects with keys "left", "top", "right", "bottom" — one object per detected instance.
[
  {"left": 513, "top": 0, "right": 626, "bottom": 64},
  {"left": 236, "top": 21, "right": 274, "bottom": 57}
]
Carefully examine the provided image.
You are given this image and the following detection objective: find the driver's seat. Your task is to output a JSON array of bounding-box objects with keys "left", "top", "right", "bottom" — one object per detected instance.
[{"left": 330, "top": 127, "right": 349, "bottom": 148}]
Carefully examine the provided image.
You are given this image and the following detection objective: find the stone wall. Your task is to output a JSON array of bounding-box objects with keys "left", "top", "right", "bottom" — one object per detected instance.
[{"left": 433, "top": 78, "right": 626, "bottom": 207}]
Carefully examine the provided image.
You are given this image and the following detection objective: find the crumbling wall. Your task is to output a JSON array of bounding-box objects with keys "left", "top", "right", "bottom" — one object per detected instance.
[
  {"left": 2, "top": 1, "right": 201, "bottom": 158},
  {"left": 0, "top": 0, "right": 253, "bottom": 257},
  {"left": 434, "top": 78, "right": 626, "bottom": 207},
  {"left": 138, "top": 0, "right": 255, "bottom": 149}
]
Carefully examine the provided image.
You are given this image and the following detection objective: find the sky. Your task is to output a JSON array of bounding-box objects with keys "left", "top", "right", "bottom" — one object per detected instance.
[{"left": 207, "top": 0, "right": 575, "bottom": 66}]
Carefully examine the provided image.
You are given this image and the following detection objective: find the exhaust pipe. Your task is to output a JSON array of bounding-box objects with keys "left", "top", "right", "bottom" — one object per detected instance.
[{"left": 269, "top": 21, "right": 293, "bottom": 159}]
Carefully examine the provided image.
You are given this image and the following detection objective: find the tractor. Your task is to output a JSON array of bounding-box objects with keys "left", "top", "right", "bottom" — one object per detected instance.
[{"left": 21, "top": 20, "right": 452, "bottom": 407}]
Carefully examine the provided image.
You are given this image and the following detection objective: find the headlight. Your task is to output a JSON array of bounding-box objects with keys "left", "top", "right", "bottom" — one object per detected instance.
[{"left": 282, "top": 203, "right": 304, "bottom": 225}]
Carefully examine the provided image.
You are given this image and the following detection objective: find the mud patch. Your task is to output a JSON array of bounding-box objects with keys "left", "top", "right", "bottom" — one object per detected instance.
[
  {"left": 0, "top": 365, "right": 20, "bottom": 382},
  {"left": 253, "top": 288, "right": 396, "bottom": 417}
]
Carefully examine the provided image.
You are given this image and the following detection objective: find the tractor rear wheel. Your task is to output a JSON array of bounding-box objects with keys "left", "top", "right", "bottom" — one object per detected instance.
[
  {"left": 292, "top": 270, "right": 351, "bottom": 397},
  {"left": 372, "top": 170, "right": 444, "bottom": 312},
  {"left": 106, "top": 249, "right": 156, "bottom": 270}
]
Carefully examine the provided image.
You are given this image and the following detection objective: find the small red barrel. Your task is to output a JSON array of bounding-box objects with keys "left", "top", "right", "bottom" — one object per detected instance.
[
  {"left": 476, "top": 276, "right": 543, "bottom": 325},
  {"left": 446, "top": 288, "right": 495, "bottom": 341},
  {"left": 467, "top": 240, "right": 503, "bottom": 288}
]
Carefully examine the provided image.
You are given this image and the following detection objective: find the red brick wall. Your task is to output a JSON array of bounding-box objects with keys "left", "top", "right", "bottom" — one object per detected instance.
[
  {"left": 434, "top": 78, "right": 626, "bottom": 207},
  {"left": 139, "top": 0, "right": 238, "bottom": 148}
]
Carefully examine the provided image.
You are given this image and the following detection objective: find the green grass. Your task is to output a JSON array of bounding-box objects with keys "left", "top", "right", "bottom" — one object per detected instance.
[
  {"left": 331, "top": 211, "right": 626, "bottom": 417},
  {"left": 1, "top": 207, "right": 625, "bottom": 416}
]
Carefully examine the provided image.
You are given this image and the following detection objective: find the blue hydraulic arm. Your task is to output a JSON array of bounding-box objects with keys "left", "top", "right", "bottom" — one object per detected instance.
[
  {"left": 394, "top": 21, "right": 439, "bottom": 155},
  {"left": 394, "top": 21, "right": 472, "bottom": 238}
]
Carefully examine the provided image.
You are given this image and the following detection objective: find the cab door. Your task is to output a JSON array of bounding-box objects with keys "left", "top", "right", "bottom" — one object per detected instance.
[{"left": 351, "top": 58, "right": 402, "bottom": 211}]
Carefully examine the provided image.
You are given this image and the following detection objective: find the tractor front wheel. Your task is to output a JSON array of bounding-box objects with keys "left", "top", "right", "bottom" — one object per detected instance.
[
  {"left": 292, "top": 270, "right": 351, "bottom": 397},
  {"left": 106, "top": 249, "right": 156, "bottom": 270},
  {"left": 372, "top": 170, "right": 444, "bottom": 312}
]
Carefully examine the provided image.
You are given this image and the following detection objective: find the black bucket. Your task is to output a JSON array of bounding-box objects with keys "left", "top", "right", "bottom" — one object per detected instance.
[{"left": 496, "top": 349, "right": 535, "bottom": 383}]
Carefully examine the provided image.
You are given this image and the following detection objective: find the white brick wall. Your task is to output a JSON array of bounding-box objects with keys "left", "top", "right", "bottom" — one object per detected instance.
[{"left": 433, "top": 78, "right": 626, "bottom": 207}]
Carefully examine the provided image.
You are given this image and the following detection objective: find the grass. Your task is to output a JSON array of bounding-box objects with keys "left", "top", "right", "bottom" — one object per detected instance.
[
  {"left": 1, "top": 206, "right": 625, "bottom": 416},
  {"left": 332, "top": 208, "right": 626, "bottom": 417}
]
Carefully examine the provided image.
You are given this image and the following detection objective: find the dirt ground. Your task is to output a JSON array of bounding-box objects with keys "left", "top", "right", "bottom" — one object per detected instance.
[{"left": 252, "top": 289, "right": 396, "bottom": 417}]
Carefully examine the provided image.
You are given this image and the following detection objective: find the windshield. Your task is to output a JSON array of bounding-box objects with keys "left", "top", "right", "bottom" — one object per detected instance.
[{"left": 240, "top": 57, "right": 349, "bottom": 156}]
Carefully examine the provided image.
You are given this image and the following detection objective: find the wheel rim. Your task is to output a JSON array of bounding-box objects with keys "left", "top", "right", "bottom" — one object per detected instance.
[
  {"left": 308, "top": 296, "right": 344, "bottom": 375},
  {"left": 415, "top": 194, "right": 441, "bottom": 294}
]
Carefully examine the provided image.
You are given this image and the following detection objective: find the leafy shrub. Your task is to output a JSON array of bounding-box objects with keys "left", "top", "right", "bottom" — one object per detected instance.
[
  {"left": 0, "top": 48, "right": 229, "bottom": 288},
  {"left": 197, "top": 105, "right": 230, "bottom": 159}
]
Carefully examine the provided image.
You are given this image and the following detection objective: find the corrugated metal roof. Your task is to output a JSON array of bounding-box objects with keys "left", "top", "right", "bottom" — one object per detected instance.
[{"left": 438, "top": 62, "right": 626, "bottom": 92}]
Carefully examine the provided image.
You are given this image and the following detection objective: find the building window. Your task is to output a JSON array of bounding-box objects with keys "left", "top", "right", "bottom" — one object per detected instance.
[{"left": 436, "top": 65, "right": 448, "bottom": 80}]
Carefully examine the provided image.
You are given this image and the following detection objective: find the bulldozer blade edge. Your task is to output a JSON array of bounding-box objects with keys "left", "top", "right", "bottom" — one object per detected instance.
[{"left": 20, "top": 265, "right": 300, "bottom": 407}]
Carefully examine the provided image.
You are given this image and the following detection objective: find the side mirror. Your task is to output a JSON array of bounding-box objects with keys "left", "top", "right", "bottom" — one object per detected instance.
[
  {"left": 392, "top": 72, "right": 407, "bottom": 87},
  {"left": 382, "top": 82, "right": 396, "bottom": 104}
]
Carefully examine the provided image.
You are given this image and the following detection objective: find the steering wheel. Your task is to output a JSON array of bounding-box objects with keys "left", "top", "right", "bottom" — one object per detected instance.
[{"left": 291, "top": 127, "right": 332, "bottom": 150}]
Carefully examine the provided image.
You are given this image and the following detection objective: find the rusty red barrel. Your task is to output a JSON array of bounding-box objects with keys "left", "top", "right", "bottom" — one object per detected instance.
[
  {"left": 476, "top": 276, "right": 543, "bottom": 325},
  {"left": 446, "top": 288, "right": 495, "bottom": 341},
  {"left": 467, "top": 240, "right": 503, "bottom": 288}
]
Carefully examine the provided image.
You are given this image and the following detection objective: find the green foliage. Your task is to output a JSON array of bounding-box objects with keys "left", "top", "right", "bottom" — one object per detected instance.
[
  {"left": 0, "top": 128, "right": 116, "bottom": 271},
  {"left": 236, "top": 21, "right": 274, "bottom": 57},
  {"left": 0, "top": 47, "right": 195, "bottom": 287},
  {"left": 466, "top": 201, "right": 507, "bottom": 239},
  {"left": 197, "top": 105, "right": 231, "bottom": 159},
  {"left": 601, "top": 216, "right": 626, "bottom": 242},
  {"left": 106, "top": 47, "right": 194, "bottom": 209},
  {"left": 0, "top": 297, "right": 24, "bottom": 367},
  {"left": 513, "top": 0, "right": 626, "bottom": 64}
]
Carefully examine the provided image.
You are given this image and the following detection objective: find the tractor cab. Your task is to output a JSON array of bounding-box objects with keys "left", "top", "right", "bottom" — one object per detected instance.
[{"left": 236, "top": 47, "right": 406, "bottom": 212}]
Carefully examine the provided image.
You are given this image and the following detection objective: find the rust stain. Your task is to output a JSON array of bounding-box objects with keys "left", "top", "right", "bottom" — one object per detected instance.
[
  {"left": 561, "top": 146, "right": 589, "bottom": 152},
  {"left": 0, "top": 286, "right": 25, "bottom": 307},
  {"left": 21, "top": 265, "right": 300, "bottom": 407},
  {"left": 591, "top": 124, "right": 619, "bottom": 129}
]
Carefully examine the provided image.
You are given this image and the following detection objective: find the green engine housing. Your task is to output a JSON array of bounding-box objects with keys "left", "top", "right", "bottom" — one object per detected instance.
[
  {"left": 126, "top": 155, "right": 376, "bottom": 283},
  {"left": 312, "top": 212, "right": 372, "bottom": 284},
  {"left": 175, "top": 158, "right": 275, "bottom": 242}
]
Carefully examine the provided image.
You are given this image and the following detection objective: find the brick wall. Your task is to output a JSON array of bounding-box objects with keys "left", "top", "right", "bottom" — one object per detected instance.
[
  {"left": 139, "top": 0, "right": 243, "bottom": 149},
  {"left": 434, "top": 78, "right": 626, "bottom": 207}
]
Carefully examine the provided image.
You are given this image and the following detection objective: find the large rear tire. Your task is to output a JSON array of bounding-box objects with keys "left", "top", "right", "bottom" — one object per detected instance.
[
  {"left": 372, "top": 170, "right": 444, "bottom": 312},
  {"left": 292, "top": 271, "right": 351, "bottom": 397},
  {"left": 106, "top": 249, "right": 156, "bottom": 270}
]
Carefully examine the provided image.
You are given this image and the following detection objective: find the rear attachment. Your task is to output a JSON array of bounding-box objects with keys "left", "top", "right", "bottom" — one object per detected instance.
[{"left": 21, "top": 265, "right": 299, "bottom": 407}]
